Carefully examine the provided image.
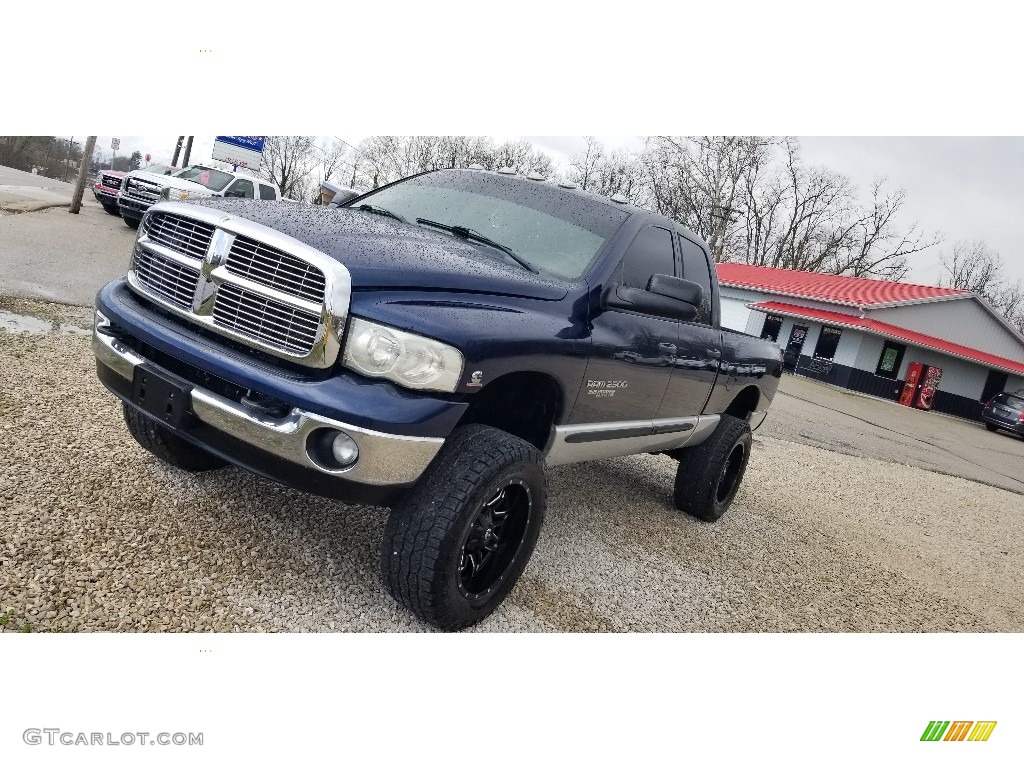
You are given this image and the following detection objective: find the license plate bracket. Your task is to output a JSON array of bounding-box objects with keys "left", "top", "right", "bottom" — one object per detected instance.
[{"left": 131, "top": 364, "right": 194, "bottom": 429}]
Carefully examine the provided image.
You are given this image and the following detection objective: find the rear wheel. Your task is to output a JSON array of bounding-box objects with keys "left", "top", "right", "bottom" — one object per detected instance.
[
  {"left": 122, "top": 403, "right": 227, "bottom": 472},
  {"left": 381, "top": 425, "right": 546, "bottom": 630},
  {"left": 673, "top": 415, "right": 752, "bottom": 522}
]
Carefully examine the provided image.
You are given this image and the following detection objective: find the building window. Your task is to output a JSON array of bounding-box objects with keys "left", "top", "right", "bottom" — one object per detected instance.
[
  {"left": 761, "top": 314, "right": 783, "bottom": 342},
  {"left": 812, "top": 325, "right": 842, "bottom": 360},
  {"left": 875, "top": 341, "right": 906, "bottom": 379}
]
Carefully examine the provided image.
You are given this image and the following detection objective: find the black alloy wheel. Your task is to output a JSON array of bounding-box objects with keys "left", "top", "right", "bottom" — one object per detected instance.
[
  {"left": 458, "top": 480, "right": 533, "bottom": 603},
  {"left": 381, "top": 424, "right": 546, "bottom": 630},
  {"left": 673, "top": 414, "right": 752, "bottom": 522}
]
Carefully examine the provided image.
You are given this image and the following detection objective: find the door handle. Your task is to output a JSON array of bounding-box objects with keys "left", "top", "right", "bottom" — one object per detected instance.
[
  {"left": 658, "top": 342, "right": 677, "bottom": 354},
  {"left": 706, "top": 348, "right": 722, "bottom": 359}
]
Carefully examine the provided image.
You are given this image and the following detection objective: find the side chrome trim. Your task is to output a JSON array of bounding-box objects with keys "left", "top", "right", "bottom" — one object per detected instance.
[
  {"left": 93, "top": 311, "right": 443, "bottom": 486},
  {"left": 126, "top": 201, "right": 352, "bottom": 370},
  {"left": 544, "top": 414, "right": 720, "bottom": 466}
]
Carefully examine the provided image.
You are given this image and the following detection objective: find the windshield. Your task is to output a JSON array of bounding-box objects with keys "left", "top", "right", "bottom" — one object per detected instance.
[
  {"left": 144, "top": 164, "right": 176, "bottom": 176},
  {"left": 348, "top": 170, "right": 630, "bottom": 280},
  {"left": 172, "top": 166, "right": 234, "bottom": 191}
]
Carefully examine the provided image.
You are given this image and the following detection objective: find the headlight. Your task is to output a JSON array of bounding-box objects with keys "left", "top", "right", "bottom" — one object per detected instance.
[
  {"left": 160, "top": 187, "right": 189, "bottom": 200},
  {"left": 342, "top": 318, "right": 464, "bottom": 393}
]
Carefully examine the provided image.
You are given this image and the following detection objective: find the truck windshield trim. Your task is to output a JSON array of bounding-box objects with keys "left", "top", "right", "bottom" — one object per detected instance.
[{"left": 348, "top": 170, "right": 630, "bottom": 280}]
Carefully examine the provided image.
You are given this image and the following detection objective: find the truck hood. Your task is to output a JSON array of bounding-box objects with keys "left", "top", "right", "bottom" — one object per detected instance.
[
  {"left": 188, "top": 199, "right": 571, "bottom": 300},
  {"left": 130, "top": 172, "right": 216, "bottom": 195}
]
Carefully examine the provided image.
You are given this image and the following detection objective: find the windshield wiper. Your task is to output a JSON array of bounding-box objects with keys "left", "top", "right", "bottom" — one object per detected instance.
[
  {"left": 357, "top": 204, "right": 406, "bottom": 223},
  {"left": 415, "top": 218, "right": 537, "bottom": 273}
]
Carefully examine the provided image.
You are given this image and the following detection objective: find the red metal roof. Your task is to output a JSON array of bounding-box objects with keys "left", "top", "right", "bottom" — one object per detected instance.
[
  {"left": 751, "top": 301, "right": 1024, "bottom": 376},
  {"left": 717, "top": 263, "right": 968, "bottom": 307}
]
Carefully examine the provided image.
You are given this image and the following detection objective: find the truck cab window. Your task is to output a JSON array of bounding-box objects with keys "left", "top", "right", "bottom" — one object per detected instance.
[
  {"left": 259, "top": 184, "right": 276, "bottom": 200},
  {"left": 676, "top": 235, "right": 713, "bottom": 325},
  {"left": 226, "top": 179, "right": 254, "bottom": 199},
  {"left": 617, "top": 226, "right": 675, "bottom": 289}
]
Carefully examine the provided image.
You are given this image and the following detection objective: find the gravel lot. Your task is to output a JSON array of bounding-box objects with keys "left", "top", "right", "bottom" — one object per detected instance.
[{"left": 1, "top": 298, "right": 1022, "bottom": 633}]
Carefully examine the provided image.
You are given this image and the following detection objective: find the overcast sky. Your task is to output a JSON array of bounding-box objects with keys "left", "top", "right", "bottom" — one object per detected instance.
[{"left": 85, "top": 135, "right": 1024, "bottom": 287}]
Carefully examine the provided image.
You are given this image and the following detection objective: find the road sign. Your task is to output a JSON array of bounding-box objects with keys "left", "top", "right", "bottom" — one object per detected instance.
[
  {"left": 212, "top": 136, "right": 266, "bottom": 171},
  {"left": 111, "top": 138, "right": 120, "bottom": 150},
  {"left": 145, "top": 153, "right": 151, "bottom": 162}
]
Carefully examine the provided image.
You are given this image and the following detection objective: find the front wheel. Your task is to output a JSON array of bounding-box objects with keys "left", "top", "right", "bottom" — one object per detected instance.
[
  {"left": 381, "top": 425, "right": 546, "bottom": 630},
  {"left": 123, "top": 215, "right": 140, "bottom": 229},
  {"left": 985, "top": 423, "right": 998, "bottom": 432},
  {"left": 122, "top": 403, "right": 228, "bottom": 472},
  {"left": 673, "top": 415, "right": 752, "bottom": 522}
]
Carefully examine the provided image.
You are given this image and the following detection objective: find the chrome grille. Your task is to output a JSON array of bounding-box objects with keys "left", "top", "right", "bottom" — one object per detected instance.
[
  {"left": 125, "top": 202, "right": 350, "bottom": 368},
  {"left": 124, "top": 178, "right": 161, "bottom": 204},
  {"left": 226, "top": 235, "right": 326, "bottom": 302},
  {"left": 212, "top": 283, "right": 321, "bottom": 354},
  {"left": 146, "top": 213, "right": 215, "bottom": 260},
  {"left": 132, "top": 249, "right": 201, "bottom": 309},
  {"left": 102, "top": 174, "right": 122, "bottom": 189}
]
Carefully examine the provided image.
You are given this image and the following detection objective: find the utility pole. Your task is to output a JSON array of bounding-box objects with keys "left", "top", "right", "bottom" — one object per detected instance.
[
  {"left": 182, "top": 136, "right": 194, "bottom": 166},
  {"left": 69, "top": 136, "right": 97, "bottom": 215},
  {"left": 64, "top": 135, "right": 74, "bottom": 182},
  {"left": 171, "top": 136, "right": 184, "bottom": 166}
]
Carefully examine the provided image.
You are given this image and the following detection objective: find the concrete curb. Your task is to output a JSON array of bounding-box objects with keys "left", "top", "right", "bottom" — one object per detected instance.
[{"left": 0, "top": 201, "right": 70, "bottom": 214}]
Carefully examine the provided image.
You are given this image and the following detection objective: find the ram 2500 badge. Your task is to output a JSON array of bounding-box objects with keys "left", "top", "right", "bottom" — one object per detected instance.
[{"left": 92, "top": 167, "right": 783, "bottom": 629}]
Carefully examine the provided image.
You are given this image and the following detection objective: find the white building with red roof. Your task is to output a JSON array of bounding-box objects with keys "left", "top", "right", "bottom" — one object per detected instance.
[{"left": 715, "top": 263, "right": 1024, "bottom": 420}]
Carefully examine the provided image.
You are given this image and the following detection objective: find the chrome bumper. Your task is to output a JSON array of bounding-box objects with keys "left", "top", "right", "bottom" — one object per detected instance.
[{"left": 92, "top": 310, "right": 444, "bottom": 486}]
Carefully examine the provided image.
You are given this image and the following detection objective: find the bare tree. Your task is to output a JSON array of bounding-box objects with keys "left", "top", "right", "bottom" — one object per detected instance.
[
  {"left": 639, "top": 136, "right": 775, "bottom": 259},
  {"left": 347, "top": 136, "right": 558, "bottom": 190},
  {"left": 259, "top": 136, "right": 319, "bottom": 200},
  {"left": 941, "top": 240, "right": 1024, "bottom": 332},
  {"left": 637, "top": 136, "right": 939, "bottom": 278},
  {"left": 567, "top": 137, "right": 644, "bottom": 201}
]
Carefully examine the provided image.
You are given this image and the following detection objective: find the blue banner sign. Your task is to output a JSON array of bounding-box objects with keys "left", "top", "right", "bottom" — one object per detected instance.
[
  {"left": 211, "top": 136, "right": 266, "bottom": 171},
  {"left": 215, "top": 136, "right": 266, "bottom": 152}
]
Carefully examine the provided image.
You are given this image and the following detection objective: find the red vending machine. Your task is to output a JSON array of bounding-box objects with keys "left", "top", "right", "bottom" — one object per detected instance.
[
  {"left": 899, "top": 362, "right": 943, "bottom": 410},
  {"left": 915, "top": 365, "right": 943, "bottom": 410},
  {"left": 899, "top": 362, "right": 924, "bottom": 406}
]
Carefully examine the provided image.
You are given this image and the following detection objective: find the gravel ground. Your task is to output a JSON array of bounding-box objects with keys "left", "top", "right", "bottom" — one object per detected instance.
[{"left": 1, "top": 298, "right": 1022, "bottom": 632}]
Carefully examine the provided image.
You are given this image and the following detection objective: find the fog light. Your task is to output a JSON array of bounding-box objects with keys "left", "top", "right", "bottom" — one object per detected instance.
[{"left": 331, "top": 433, "right": 359, "bottom": 467}]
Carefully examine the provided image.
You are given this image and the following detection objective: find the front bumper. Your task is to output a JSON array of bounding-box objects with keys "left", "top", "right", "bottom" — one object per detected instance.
[
  {"left": 118, "top": 196, "right": 152, "bottom": 218},
  {"left": 982, "top": 411, "right": 1024, "bottom": 435},
  {"left": 93, "top": 302, "right": 452, "bottom": 505},
  {"left": 94, "top": 187, "right": 120, "bottom": 205}
]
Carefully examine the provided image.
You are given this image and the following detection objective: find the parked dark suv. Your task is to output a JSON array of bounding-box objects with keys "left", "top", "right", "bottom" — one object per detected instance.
[{"left": 981, "top": 391, "right": 1024, "bottom": 437}]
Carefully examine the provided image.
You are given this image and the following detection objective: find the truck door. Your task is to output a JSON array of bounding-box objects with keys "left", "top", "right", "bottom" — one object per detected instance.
[
  {"left": 571, "top": 225, "right": 678, "bottom": 424},
  {"left": 657, "top": 234, "right": 722, "bottom": 418}
]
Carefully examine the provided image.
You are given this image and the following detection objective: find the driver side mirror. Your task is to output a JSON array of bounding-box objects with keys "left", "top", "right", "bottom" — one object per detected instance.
[{"left": 602, "top": 274, "right": 702, "bottom": 321}]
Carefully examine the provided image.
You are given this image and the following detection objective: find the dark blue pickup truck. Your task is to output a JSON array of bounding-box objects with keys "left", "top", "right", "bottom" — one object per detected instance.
[{"left": 92, "top": 167, "right": 782, "bottom": 629}]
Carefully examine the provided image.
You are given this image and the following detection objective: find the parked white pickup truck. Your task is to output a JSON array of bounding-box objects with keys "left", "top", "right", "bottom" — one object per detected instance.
[{"left": 118, "top": 165, "right": 281, "bottom": 228}]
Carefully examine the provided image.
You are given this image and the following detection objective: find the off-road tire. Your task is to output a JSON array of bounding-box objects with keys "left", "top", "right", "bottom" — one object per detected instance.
[
  {"left": 101, "top": 203, "right": 120, "bottom": 216},
  {"left": 122, "top": 402, "right": 228, "bottom": 472},
  {"left": 673, "top": 415, "right": 752, "bottom": 522},
  {"left": 123, "top": 215, "right": 140, "bottom": 229},
  {"left": 381, "top": 424, "right": 546, "bottom": 630}
]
